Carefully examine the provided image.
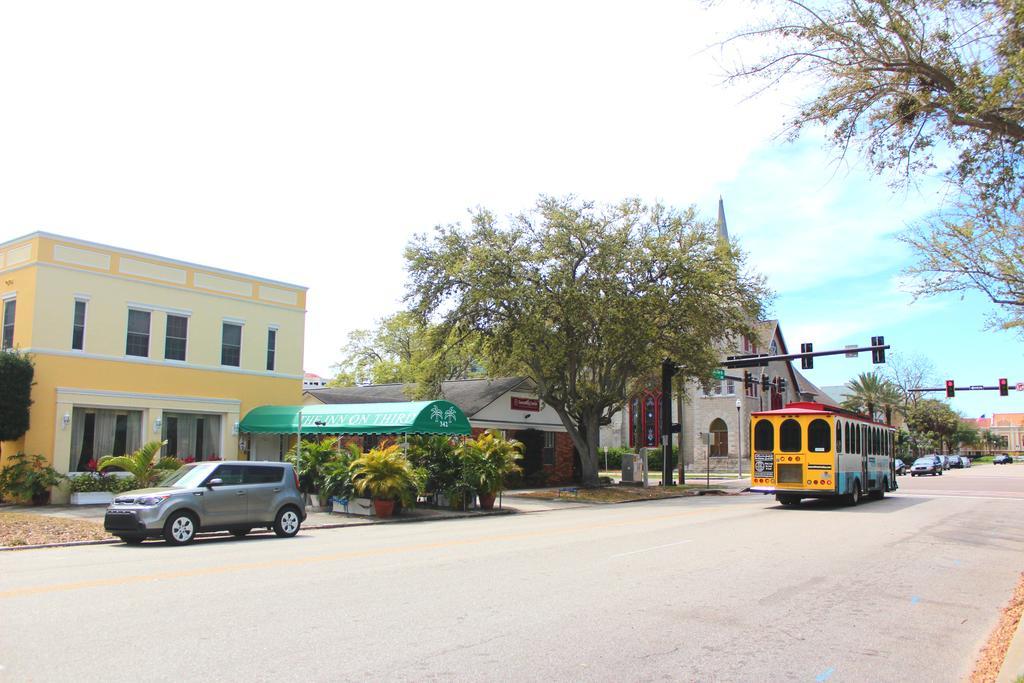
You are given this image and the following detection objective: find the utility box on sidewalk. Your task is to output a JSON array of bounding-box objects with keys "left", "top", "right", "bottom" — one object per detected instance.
[{"left": 621, "top": 452, "right": 648, "bottom": 485}]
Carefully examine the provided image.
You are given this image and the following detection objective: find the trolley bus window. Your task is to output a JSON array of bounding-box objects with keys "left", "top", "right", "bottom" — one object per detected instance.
[
  {"left": 808, "top": 419, "right": 831, "bottom": 452},
  {"left": 844, "top": 423, "right": 850, "bottom": 453},
  {"left": 780, "top": 419, "right": 801, "bottom": 452},
  {"left": 754, "top": 420, "right": 774, "bottom": 451},
  {"left": 836, "top": 421, "right": 843, "bottom": 454}
]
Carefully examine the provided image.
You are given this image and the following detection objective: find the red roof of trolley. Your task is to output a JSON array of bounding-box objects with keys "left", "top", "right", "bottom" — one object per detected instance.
[{"left": 751, "top": 402, "right": 894, "bottom": 427}]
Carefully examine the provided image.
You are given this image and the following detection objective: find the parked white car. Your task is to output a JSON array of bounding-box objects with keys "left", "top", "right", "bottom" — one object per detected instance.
[{"left": 959, "top": 456, "right": 971, "bottom": 468}]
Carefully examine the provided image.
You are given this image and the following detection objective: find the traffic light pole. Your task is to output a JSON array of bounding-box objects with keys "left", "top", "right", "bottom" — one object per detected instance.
[
  {"left": 661, "top": 358, "right": 675, "bottom": 487},
  {"left": 722, "top": 342, "right": 890, "bottom": 368}
]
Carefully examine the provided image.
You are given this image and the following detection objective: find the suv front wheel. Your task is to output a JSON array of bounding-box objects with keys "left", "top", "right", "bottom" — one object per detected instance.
[
  {"left": 164, "top": 511, "right": 198, "bottom": 545},
  {"left": 274, "top": 506, "right": 301, "bottom": 538}
]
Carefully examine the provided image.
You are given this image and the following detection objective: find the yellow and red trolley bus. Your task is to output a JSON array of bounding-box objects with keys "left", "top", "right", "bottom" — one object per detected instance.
[{"left": 749, "top": 402, "right": 897, "bottom": 506}]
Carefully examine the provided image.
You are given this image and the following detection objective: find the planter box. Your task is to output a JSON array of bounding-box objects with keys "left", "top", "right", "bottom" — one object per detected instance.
[
  {"left": 332, "top": 497, "right": 375, "bottom": 516},
  {"left": 70, "top": 492, "right": 114, "bottom": 505}
]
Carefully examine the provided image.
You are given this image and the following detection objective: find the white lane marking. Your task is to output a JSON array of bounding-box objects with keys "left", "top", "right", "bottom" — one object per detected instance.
[
  {"left": 892, "top": 492, "right": 1024, "bottom": 502},
  {"left": 610, "top": 539, "right": 693, "bottom": 559}
]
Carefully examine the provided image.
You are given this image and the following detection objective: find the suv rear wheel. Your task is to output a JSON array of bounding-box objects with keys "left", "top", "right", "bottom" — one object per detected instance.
[
  {"left": 274, "top": 506, "right": 301, "bottom": 538},
  {"left": 164, "top": 511, "right": 197, "bottom": 545}
]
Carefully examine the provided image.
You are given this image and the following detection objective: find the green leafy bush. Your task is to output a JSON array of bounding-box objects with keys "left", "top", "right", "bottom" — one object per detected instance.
[
  {"left": 285, "top": 438, "right": 339, "bottom": 494},
  {"left": 406, "top": 435, "right": 463, "bottom": 499},
  {"left": 0, "top": 453, "right": 63, "bottom": 503},
  {"left": 155, "top": 456, "right": 183, "bottom": 471},
  {"left": 318, "top": 443, "right": 361, "bottom": 501},
  {"left": 108, "top": 476, "right": 140, "bottom": 494},
  {"left": 0, "top": 350, "right": 34, "bottom": 447}
]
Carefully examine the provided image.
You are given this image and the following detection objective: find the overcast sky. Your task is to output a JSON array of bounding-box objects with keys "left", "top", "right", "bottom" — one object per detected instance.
[{"left": 2, "top": 1, "right": 1021, "bottom": 418}]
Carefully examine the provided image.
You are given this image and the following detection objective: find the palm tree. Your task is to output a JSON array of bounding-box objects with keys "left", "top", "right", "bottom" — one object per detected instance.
[
  {"left": 842, "top": 372, "right": 883, "bottom": 419},
  {"left": 877, "top": 382, "right": 904, "bottom": 424},
  {"left": 97, "top": 440, "right": 167, "bottom": 487}
]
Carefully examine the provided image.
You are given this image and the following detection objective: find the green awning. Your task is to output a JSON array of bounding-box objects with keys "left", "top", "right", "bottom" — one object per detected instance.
[{"left": 239, "top": 401, "right": 472, "bottom": 436}]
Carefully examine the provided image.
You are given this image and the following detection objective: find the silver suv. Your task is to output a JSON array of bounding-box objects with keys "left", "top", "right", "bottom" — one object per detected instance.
[{"left": 104, "top": 461, "right": 306, "bottom": 545}]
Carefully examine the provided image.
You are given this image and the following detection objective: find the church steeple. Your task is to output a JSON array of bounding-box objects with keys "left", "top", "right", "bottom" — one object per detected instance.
[{"left": 717, "top": 196, "right": 729, "bottom": 242}]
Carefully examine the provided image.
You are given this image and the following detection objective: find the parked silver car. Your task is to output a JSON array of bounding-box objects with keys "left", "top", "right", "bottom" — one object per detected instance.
[
  {"left": 959, "top": 456, "right": 972, "bottom": 468},
  {"left": 104, "top": 461, "right": 306, "bottom": 545},
  {"left": 910, "top": 456, "right": 943, "bottom": 476}
]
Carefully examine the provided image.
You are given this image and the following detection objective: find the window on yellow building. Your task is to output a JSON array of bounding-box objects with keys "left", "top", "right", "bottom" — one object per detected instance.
[
  {"left": 70, "top": 408, "right": 142, "bottom": 471},
  {"left": 267, "top": 328, "right": 277, "bottom": 371},
  {"left": 162, "top": 412, "right": 222, "bottom": 461},
  {"left": 165, "top": 314, "right": 188, "bottom": 361},
  {"left": 2, "top": 298, "right": 15, "bottom": 350},
  {"left": 126, "top": 309, "right": 151, "bottom": 357},
  {"left": 221, "top": 322, "right": 242, "bottom": 367},
  {"left": 72, "top": 300, "right": 87, "bottom": 350}
]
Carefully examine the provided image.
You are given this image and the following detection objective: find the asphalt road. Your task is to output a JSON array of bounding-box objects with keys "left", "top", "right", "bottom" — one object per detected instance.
[{"left": 1, "top": 466, "right": 1022, "bottom": 682}]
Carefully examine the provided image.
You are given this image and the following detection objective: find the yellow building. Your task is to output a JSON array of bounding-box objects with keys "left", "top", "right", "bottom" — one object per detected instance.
[{"left": 0, "top": 232, "right": 306, "bottom": 500}]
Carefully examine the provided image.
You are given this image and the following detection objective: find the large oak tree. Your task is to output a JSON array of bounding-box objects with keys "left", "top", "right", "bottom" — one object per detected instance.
[{"left": 404, "top": 196, "right": 768, "bottom": 486}]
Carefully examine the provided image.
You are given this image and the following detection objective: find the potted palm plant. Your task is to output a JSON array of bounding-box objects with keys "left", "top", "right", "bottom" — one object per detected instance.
[
  {"left": 97, "top": 440, "right": 167, "bottom": 488},
  {"left": 459, "top": 430, "right": 523, "bottom": 510},
  {"left": 349, "top": 443, "right": 423, "bottom": 518}
]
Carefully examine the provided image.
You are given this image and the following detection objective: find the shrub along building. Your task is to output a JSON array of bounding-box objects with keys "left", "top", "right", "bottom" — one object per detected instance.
[
  {"left": 0, "top": 232, "right": 307, "bottom": 501},
  {"left": 304, "top": 377, "right": 580, "bottom": 485}
]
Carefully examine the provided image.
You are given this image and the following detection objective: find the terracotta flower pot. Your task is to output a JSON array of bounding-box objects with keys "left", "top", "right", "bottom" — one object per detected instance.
[
  {"left": 373, "top": 498, "right": 396, "bottom": 518},
  {"left": 478, "top": 492, "right": 497, "bottom": 511}
]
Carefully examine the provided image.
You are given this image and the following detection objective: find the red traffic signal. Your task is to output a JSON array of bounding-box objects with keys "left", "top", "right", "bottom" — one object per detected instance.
[
  {"left": 945, "top": 380, "right": 955, "bottom": 398},
  {"left": 999, "top": 378, "right": 1009, "bottom": 396}
]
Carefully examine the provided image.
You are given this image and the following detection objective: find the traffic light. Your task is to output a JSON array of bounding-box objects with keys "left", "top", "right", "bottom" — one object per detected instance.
[
  {"left": 945, "top": 380, "right": 955, "bottom": 398},
  {"left": 999, "top": 378, "right": 1009, "bottom": 396},
  {"left": 761, "top": 374, "right": 770, "bottom": 391},
  {"left": 778, "top": 378, "right": 787, "bottom": 394},
  {"left": 871, "top": 336, "right": 886, "bottom": 364},
  {"left": 801, "top": 342, "right": 813, "bottom": 369},
  {"left": 743, "top": 371, "right": 752, "bottom": 390}
]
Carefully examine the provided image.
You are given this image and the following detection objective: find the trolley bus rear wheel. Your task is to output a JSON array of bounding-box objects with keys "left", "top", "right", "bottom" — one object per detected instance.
[
  {"left": 847, "top": 481, "right": 861, "bottom": 506},
  {"left": 871, "top": 479, "right": 886, "bottom": 499}
]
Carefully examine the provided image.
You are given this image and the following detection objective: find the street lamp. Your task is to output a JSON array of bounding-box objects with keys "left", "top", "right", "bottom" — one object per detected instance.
[{"left": 736, "top": 398, "right": 743, "bottom": 478}]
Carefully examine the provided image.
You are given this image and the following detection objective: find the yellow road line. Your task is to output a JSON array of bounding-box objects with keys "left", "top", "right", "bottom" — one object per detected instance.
[{"left": 0, "top": 504, "right": 753, "bottom": 600}]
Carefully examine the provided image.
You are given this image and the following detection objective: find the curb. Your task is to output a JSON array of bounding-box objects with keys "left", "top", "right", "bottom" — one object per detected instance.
[
  {"left": 998, "top": 595, "right": 1024, "bottom": 682},
  {"left": 0, "top": 508, "right": 516, "bottom": 551}
]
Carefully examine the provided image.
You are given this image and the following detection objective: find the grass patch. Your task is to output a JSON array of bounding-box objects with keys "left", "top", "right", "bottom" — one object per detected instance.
[
  {"left": 0, "top": 512, "right": 113, "bottom": 548},
  {"left": 510, "top": 484, "right": 725, "bottom": 503}
]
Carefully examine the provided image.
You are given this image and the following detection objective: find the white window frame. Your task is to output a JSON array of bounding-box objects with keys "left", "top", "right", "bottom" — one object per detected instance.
[
  {"left": 164, "top": 313, "right": 191, "bottom": 362},
  {"left": 72, "top": 297, "right": 89, "bottom": 352}
]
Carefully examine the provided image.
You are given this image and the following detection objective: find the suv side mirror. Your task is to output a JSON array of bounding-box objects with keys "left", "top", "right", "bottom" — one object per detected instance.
[{"left": 206, "top": 478, "right": 224, "bottom": 488}]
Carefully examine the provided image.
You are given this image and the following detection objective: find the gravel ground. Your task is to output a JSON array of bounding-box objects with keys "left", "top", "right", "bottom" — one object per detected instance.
[
  {"left": 0, "top": 512, "right": 112, "bottom": 547},
  {"left": 971, "top": 571, "right": 1024, "bottom": 682}
]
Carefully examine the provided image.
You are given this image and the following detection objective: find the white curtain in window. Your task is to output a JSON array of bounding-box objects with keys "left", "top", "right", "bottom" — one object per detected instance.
[
  {"left": 94, "top": 410, "right": 117, "bottom": 459},
  {"left": 202, "top": 415, "right": 221, "bottom": 459},
  {"left": 126, "top": 412, "right": 141, "bottom": 453},
  {"left": 70, "top": 407, "right": 87, "bottom": 471},
  {"left": 176, "top": 414, "right": 197, "bottom": 459}
]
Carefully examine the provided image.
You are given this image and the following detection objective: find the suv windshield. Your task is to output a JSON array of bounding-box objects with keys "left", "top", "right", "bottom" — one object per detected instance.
[{"left": 159, "top": 463, "right": 218, "bottom": 488}]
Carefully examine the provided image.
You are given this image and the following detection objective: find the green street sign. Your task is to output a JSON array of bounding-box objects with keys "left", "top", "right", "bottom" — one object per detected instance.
[{"left": 712, "top": 369, "right": 725, "bottom": 380}]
